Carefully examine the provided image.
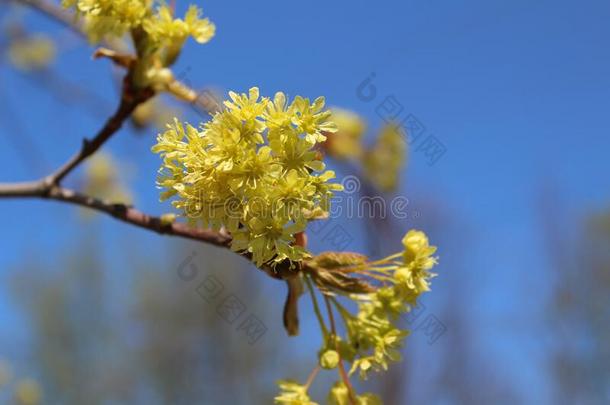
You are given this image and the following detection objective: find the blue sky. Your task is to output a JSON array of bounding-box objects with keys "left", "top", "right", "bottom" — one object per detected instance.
[{"left": 1, "top": 0, "right": 610, "bottom": 402}]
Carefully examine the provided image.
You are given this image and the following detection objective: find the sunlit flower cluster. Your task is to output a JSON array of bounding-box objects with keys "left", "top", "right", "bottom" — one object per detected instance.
[
  {"left": 303, "top": 229, "right": 437, "bottom": 386},
  {"left": 62, "top": 0, "right": 215, "bottom": 63},
  {"left": 344, "top": 230, "right": 437, "bottom": 378},
  {"left": 285, "top": 230, "right": 437, "bottom": 403},
  {"left": 152, "top": 88, "right": 342, "bottom": 266}
]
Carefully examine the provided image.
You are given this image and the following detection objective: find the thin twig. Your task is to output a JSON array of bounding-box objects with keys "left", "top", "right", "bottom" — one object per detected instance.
[
  {"left": 304, "top": 365, "right": 321, "bottom": 392},
  {"left": 305, "top": 275, "right": 329, "bottom": 337},
  {"left": 45, "top": 81, "right": 153, "bottom": 186},
  {"left": 0, "top": 178, "right": 306, "bottom": 278}
]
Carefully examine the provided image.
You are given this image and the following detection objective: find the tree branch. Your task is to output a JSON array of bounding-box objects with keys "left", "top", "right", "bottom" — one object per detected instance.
[
  {"left": 0, "top": 180, "right": 233, "bottom": 247},
  {"left": 45, "top": 80, "right": 152, "bottom": 186},
  {"left": 0, "top": 178, "right": 303, "bottom": 287}
]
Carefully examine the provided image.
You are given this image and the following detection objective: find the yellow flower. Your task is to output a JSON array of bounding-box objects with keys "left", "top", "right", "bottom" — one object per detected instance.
[
  {"left": 63, "top": 1, "right": 214, "bottom": 68},
  {"left": 144, "top": 4, "right": 215, "bottom": 45},
  {"left": 328, "top": 381, "right": 349, "bottom": 405},
  {"left": 402, "top": 230, "right": 429, "bottom": 262},
  {"left": 265, "top": 91, "right": 294, "bottom": 131},
  {"left": 402, "top": 229, "right": 437, "bottom": 269},
  {"left": 292, "top": 96, "right": 337, "bottom": 143},
  {"left": 224, "top": 87, "right": 268, "bottom": 125},
  {"left": 275, "top": 380, "right": 318, "bottom": 405},
  {"left": 394, "top": 229, "right": 438, "bottom": 298},
  {"left": 319, "top": 349, "right": 340, "bottom": 369},
  {"left": 183, "top": 5, "right": 216, "bottom": 43}
]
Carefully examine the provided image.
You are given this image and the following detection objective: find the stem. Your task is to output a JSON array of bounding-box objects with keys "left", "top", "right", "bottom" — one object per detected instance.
[
  {"left": 330, "top": 297, "right": 353, "bottom": 329},
  {"left": 0, "top": 184, "right": 232, "bottom": 245},
  {"left": 47, "top": 83, "right": 153, "bottom": 186},
  {"left": 369, "top": 252, "right": 402, "bottom": 265},
  {"left": 305, "top": 276, "right": 328, "bottom": 337},
  {"left": 324, "top": 295, "right": 358, "bottom": 405},
  {"left": 304, "top": 365, "right": 321, "bottom": 392}
]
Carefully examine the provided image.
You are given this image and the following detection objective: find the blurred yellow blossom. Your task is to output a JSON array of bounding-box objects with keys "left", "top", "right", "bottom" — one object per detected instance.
[
  {"left": 8, "top": 34, "right": 56, "bottom": 71},
  {"left": 363, "top": 124, "right": 406, "bottom": 192},
  {"left": 132, "top": 97, "right": 181, "bottom": 130},
  {"left": 83, "top": 152, "right": 132, "bottom": 204},
  {"left": 14, "top": 379, "right": 42, "bottom": 405},
  {"left": 325, "top": 108, "right": 366, "bottom": 160}
]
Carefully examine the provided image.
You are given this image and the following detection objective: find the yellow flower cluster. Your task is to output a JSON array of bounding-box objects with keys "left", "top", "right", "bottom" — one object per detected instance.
[
  {"left": 397, "top": 230, "right": 438, "bottom": 298},
  {"left": 344, "top": 230, "right": 437, "bottom": 378},
  {"left": 152, "top": 88, "right": 342, "bottom": 266},
  {"left": 62, "top": 0, "right": 215, "bottom": 49}
]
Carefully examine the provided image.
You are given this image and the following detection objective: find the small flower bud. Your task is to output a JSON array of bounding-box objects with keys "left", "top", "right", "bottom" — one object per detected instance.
[{"left": 319, "top": 349, "right": 340, "bottom": 369}]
